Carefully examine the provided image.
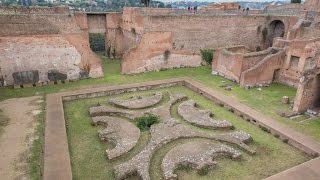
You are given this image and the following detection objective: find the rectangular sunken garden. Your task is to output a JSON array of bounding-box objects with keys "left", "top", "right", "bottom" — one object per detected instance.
[{"left": 63, "top": 83, "right": 311, "bottom": 180}]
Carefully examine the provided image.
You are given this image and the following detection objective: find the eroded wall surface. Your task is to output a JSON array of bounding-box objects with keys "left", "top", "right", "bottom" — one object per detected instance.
[
  {"left": 0, "top": 13, "right": 103, "bottom": 86},
  {"left": 118, "top": 8, "right": 298, "bottom": 74}
]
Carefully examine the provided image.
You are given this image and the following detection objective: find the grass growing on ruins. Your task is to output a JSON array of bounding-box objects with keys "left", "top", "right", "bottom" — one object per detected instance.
[
  {"left": 0, "top": 53, "right": 319, "bottom": 141},
  {"left": 64, "top": 87, "right": 310, "bottom": 180}
]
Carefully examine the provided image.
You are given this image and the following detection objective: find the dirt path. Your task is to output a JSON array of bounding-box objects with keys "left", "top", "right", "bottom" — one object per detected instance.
[{"left": 0, "top": 96, "right": 43, "bottom": 180}]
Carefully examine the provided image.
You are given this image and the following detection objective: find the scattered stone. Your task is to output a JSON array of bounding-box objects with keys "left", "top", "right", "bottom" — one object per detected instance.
[
  {"left": 257, "top": 88, "right": 262, "bottom": 91},
  {"left": 224, "top": 86, "right": 232, "bottom": 91},
  {"left": 307, "top": 109, "right": 318, "bottom": 116},
  {"left": 211, "top": 71, "right": 218, "bottom": 75},
  {"left": 282, "top": 96, "right": 290, "bottom": 104}
]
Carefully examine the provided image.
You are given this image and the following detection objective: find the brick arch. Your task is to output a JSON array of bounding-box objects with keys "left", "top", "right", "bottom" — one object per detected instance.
[{"left": 266, "top": 20, "right": 286, "bottom": 47}]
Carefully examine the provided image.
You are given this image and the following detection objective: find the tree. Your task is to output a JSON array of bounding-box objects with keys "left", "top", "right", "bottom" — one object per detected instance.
[
  {"left": 291, "top": 0, "right": 301, "bottom": 3},
  {"left": 141, "top": 0, "right": 150, "bottom": 7}
]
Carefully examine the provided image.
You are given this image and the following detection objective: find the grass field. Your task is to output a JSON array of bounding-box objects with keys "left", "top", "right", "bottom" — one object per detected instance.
[
  {"left": 64, "top": 86, "right": 310, "bottom": 180},
  {"left": 1, "top": 54, "right": 319, "bottom": 141}
]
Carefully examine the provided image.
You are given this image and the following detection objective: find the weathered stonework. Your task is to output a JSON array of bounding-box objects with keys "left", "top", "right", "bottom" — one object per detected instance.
[
  {"left": 92, "top": 116, "right": 140, "bottom": 159},
  {"left": 89, "top": 92, "right": 254, "bottom": 180},
  {"left": 110, "top": 92, "right": 163, "bottom": 109},
  {"left": 178, "top": 100, "right": 233, "bottom": 129},
  {"left": 161, "top": 141, "right": 241, "bottom": 180}
]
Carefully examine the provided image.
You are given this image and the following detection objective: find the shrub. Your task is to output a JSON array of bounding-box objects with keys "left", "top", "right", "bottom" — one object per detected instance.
[
  {"left": 291, "top": 0, "right": 301, "bottom": 3},
  {"left": 135, "top": 114, "right": 160, "bottom": 131},
  {"left": 200, "top": 49, "right": 215, "bottom": 65},
  {"left": 198, "top": 165, "right": 210, "bottom": 176}
]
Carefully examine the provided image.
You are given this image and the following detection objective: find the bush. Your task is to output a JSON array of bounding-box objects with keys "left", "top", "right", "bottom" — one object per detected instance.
[
  {"left": 198, "top": 165, "right": 210, "bottom": 176},
  {"left": 291, "top": 0, "right": 301, "bottom": 3},
  {"left": 200, "top": 49, "right": 215, "bottom": 65},
  {"left": 135, "top": 114, "right": 160, "bottom": 131}
]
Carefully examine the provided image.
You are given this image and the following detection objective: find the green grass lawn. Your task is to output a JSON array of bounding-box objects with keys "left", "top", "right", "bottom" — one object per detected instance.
[
  {"left": 1, "top": 54, "right": 319, "bottom": 141},
  {"left": 64, "top": 87, "right": 310, "bottom": 180}
]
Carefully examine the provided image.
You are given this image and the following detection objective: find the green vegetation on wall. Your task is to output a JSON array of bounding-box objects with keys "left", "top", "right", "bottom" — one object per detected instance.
[
  {"left": 89, "top": 33, "right": 105, "bottom": 52},
  {"left": 200, "top": 49, "right": 215, "bottom": 65}
]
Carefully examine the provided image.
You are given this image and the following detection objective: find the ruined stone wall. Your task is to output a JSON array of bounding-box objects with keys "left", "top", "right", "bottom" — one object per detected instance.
[
  {"left": 106, "top": 13, "right": 124, "bottom": 57},
  {"left": 87, "top": 14, "right": 106, "bottom": 33},
  {"left": 212, "top": 47, "right": 244, "bottom": 82},
  {"left": 0, "top": 14, "right": 84, "bottom": 36},
  {"left": 0, "top": 13, "right": 103, "bottom": 86},
  {"left": 240, "top": 49, "right": 286, "bottom": 87},
  {"left": 304, "top": 0, "right": 320, "bottom": 10},
  {"left": 294, "top": 70, "right": 320, "bottom": 113},
  {"left": 212, "top": 46, "right": 277, "bottom": 83},
  {"left": 120, "top": 8, "right": 297, "bottom": 74},
  {"left": 144, "top": 14, "right": 297, "bottom": 53},
  {"left": 121, "top": 32, "right": 202, "bottom": 74}
]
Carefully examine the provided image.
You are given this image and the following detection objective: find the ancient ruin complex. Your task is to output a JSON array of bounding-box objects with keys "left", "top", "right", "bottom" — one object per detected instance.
[
  {"left": 0, "top": 2, "right": 319, "bottom": 113},
  {"left": 1, "top": 2, "right": 320, "bottom": 180}
]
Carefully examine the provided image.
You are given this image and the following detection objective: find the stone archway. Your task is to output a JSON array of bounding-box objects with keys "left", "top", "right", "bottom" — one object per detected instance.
[{"left": 266, "top": 20, "right": 285, "bottom": 48}]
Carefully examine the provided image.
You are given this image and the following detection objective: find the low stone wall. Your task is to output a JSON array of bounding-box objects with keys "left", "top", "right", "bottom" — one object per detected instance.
[
  {"left": 212, "top": 47, "right": 244, "bottom": 82},
  {"left": 212, "top": 46, "right": 276, "bottom": 83},
  {"left": 240, "top": 49, "right": 286, "bottom": 87}
]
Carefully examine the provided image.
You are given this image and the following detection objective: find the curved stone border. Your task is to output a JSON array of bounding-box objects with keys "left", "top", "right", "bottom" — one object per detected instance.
[
  {"left": 178, "top": 100, "right": 233, "bottom": 129},
  {"left": 92, "top": 116, "right": 141, "bottom": 159},
  {"left": 109, "top": 92, "right": 163, "bottom": 109},
  {"left": 162, "top": 141, "right": 241, "bottom": 180},
  {"left": 44, "top": 78, "right": 320, "bottom": 180},
  {"left": 89, "top": 105, "right": 143, "bottom": 120},
  {"left": 113, "top": 94, "right": 254, "bottom": 180}
]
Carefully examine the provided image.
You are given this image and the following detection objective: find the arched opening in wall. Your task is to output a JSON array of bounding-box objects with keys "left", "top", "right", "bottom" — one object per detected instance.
[
  {"left": 266, "top": 20, "right": 285, "bottom": 48},
  {"left": 89, "top": 33, "right": 106, "bottom": 52}
]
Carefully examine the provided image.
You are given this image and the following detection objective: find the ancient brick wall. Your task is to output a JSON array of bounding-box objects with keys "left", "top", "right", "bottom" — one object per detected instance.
[
  {"left": 144, "top": 14, "right": 297, "bottom": 52},
  {"left": 119, "top": 8, "right": 297, "bottom": 74},
  {"left": 121, "top": 32, "right": 202, "bottom": 74},
  {"left": 240, "top": 49, "right": 286, "bottom": 87},
  {"left": 0, "top": 13, "right": 103, "bottom": 86},
  {"left": 87, "top": 14, "right": 106, "bottom": 33},
  {"left": 212, "top": 47, "right": 244, "bottom": 82},
  {"left": 212, "top": 46, "right": 277, "bottom": 83},
  {"left": 106, "top": 13, "right": 123, "bottom": 57}
]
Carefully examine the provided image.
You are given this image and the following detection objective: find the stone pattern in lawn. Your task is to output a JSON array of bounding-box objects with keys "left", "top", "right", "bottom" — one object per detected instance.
[{"left": 89, "top": 92, "right": 255, "bottom": 180}]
